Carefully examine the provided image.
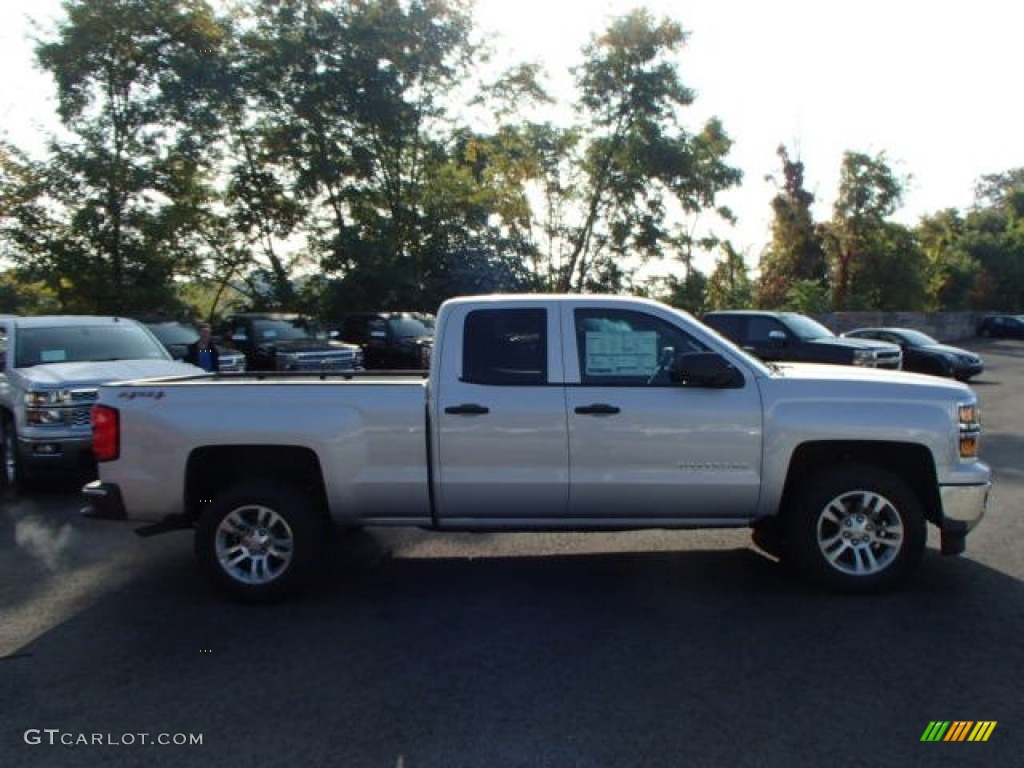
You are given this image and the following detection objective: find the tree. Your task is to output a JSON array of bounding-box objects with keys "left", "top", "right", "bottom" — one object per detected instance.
[
  {"left": 521, "top": 10, "right": 740, "bottom": 293},
  {"left": 756, "top": 145, "right": 827, "bottom": 308},
  {"left": 28, "top": 0, "right": 229, "bottom": 314},
  {"left": 822, "top": 151, "right": 905, "bottom": 309},
  {"left": 705, "top": 242, "right": 752, "bottom": 310},
  {"left": 916, "top": 209, "right": 979, "bottom": 310}
]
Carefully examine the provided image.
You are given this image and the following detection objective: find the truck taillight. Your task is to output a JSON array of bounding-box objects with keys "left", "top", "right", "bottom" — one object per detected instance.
[{"left": 91, "top": 405, "right": 120, "bottom": 462}]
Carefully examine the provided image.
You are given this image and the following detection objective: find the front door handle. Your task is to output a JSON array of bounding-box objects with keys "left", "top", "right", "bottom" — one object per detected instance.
[
  {"left": 445, "top": 403, "right": 490, "bottom": 415},
  {"left": 574, "top": 403, "right": 621, "bottom": 415}
]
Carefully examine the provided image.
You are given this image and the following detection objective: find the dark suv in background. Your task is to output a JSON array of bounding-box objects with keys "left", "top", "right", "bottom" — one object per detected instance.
[
  {"left": 222, "top": 313, "right": 362, "bottom": 372},
  {"left": 141, "top": 320, "right": 246, "bottom": 372},
  {"left": 703, "top": 310, "right": 903, "bottom": 369},
  {"left": 335, "top": 312, "right": 434, "bottom": 370}
]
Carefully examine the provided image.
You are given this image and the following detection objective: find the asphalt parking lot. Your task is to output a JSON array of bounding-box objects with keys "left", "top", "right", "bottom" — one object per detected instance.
[{"left": 1, "top": 337, "right": 1022, "bottom": 768}]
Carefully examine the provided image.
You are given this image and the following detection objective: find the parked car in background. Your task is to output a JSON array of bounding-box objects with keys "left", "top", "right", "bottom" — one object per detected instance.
[
  {"left": 222, "top": 313, "right": 362, "bottom": 372},
  {"left": 0, "top": 315, "right": 200, "bottom": 487},
  {"left": 842, "top": 328, "right": 984, "bottom": 381},
  {"left": 976, "top": 314, "right": 1024, "bottom": 339},
  {"left": 702, "top": 310, "right": 903, "bottom": 369},
  {"left": 335, "top": 311, "right": 434, "bottom": 370},
  {"left": 142, "top": 320, "right": 246, "bottom": 372}
]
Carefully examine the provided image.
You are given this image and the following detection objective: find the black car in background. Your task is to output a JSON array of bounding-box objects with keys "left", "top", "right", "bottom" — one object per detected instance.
[
  {"left": 842, "top": 327, "right": 984, "bottom": 380},
  {"left": 142, "top": 320, "right": 246, "bottom": 371},
  {"left": 976, "top": 314, "right": 1024, "bottom": 339},
  {"left": 702, "top": 310, "right": 903, "bottom": 369},
  {"left": 335, "top": 312, "right": 434, "bottom": 370}
]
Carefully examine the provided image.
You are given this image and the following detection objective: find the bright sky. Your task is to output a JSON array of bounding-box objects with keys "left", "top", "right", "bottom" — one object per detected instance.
[{"left": 3, "top": 0, "right": 1022, "bottom": 268}]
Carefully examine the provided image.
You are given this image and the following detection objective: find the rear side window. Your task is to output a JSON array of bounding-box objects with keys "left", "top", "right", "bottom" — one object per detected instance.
[
  {"left": 704, "top": 314, "right": 744, "bottom": 341},
  {"left": 462, "top": 309, "right": 547, "bottom": 385}
]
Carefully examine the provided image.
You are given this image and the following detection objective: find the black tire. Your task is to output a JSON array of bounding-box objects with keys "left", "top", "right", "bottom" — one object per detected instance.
[
  {"left": 195, "top": 480, "right": 327, "bottom": 602},
  {"left": 785, "top": 464, "right": 926, "bottom": 594},
  {"left": 0, "top": 413, "right": 27, "bottom": 491}
]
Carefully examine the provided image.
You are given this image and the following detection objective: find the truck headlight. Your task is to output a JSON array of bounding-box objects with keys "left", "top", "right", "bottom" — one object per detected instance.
[
  {"left": 851, "top": 350, "right": 874, "bottom": 367},
  {"left": 26, "top": 408, "right": 70, "bottom": 425},
  {"left": 958, "top": 402, "right": 981, "bottom": 459},
  {"left": 25, "top": 390, "right": 71, "bottom": 406}
]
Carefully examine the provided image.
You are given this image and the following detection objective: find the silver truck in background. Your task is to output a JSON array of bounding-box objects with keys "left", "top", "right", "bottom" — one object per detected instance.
[
  {"left": 0, "top": 315, "right": 200, "bottom": 487},
  {"left": 82, "top": 295, "right": 990, "bottom": 600}
]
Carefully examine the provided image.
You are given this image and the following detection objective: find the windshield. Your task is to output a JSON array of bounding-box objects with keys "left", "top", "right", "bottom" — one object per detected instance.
[
  {"left": 251, "top": 318, "right": 315, "bottom": 341},
  {"left": 15, "top": 324, "right": 169, "bottom": 367},
  {"left": 783, "top": 314, "right": 835, "bottom": 340},
  {"left": 146, "top": 322, "right": 198, "bottom": 345},
  {"left": 891, "top": 329, "right": 938, "bottom": 346},
  {"left": 388, "top": 315, "right": 434, "bottom": 339}
]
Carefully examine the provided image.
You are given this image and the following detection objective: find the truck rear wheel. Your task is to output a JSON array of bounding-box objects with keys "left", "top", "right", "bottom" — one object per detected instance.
[
  {"left": 195, "top": 480, "right": 326, "bottom": 601},
  {"left": 786, "top": 464, "right": 925, "bottom": 593},
  {"left": 0, "top": 413, "right": 27, "bottom": 490}
]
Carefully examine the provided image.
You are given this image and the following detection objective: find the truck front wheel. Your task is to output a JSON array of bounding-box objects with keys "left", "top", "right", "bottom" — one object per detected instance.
[
  {"left": 195, "top": 481, "right": 326, "bottom": 601},
  {"left": 786, "top": 464, "right": 926, "bottom": 593}
]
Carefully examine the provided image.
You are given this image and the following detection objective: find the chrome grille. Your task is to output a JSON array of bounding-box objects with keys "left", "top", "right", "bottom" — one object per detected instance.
[{"left": 70, "top": 389, "right": 98, "bottom": 403}]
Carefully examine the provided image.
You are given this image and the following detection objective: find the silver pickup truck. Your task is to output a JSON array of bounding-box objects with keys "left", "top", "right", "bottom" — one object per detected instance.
[
  {"left": 0, "top": 314, "right": 200, "bottom": 487},
  {"left": 82, "top": 295, "right": 990, "bottom": 600}
]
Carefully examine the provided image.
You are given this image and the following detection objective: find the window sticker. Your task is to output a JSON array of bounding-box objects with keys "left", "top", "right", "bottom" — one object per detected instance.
[
  {"left": 585, "top": 331, "right": 657, "bottom": 376},
  {"left": 40, "top": 349, "right": 68, "bottom": 363},
  {"left": 261, "top": 330, "right": 278, "bottom": 339}
]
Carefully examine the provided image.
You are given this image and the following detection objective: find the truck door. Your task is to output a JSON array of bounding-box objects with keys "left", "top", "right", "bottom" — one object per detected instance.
[
  {"left": 434, "top": 305, "right": 568, "bottom": 521},
  {"left": 565, "top": 306, "right": 762, "bottom": 520}
]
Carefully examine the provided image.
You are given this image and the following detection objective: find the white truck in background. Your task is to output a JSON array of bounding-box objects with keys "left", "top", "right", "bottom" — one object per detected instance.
[
  {"left": 82, "top": 295, "right": 990, "bottom": 600},
  {"left": 0, "top": 314, "right": 200, "bottom": 488}
]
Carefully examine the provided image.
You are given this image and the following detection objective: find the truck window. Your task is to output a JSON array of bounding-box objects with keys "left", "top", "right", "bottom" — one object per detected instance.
[
  {"left": 462, "top": 309, "right": 547, "bottom": 385},
  {"left": 574, "top": 308, "right": 709, "bottom": 386},
  {"left": 747, "top": 316, "right": 788, "bottom": 344}
]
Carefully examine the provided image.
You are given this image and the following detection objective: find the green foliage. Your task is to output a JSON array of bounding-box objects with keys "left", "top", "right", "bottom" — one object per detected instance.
[
  {"left": 823, "top": 151, "right": 905, "bottom": 309},
  {"left": 20, "top": 0, "right": 229, "bottom": 315},
  {"left": 705, "top": 242, "right": 752, "bottom": 310},
  {"left": 540, "top": 10, "right": 741, "bottom": 292},
  {"left": 658, "top": 269, "right": 709, "bottom": 315},
  {"left": 8, "top": 1, "right": 1021, "bottom": 316},
  {"left": 757, "top": 145, "right": 827, "bottom": 308}
]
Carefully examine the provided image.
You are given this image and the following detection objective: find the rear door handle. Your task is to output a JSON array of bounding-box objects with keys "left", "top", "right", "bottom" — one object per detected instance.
[
  {"left": 445, "top": 403, "right": 490, "bottom": 415},
  {"left": 574, "top": 403, "right": 620, "bottom": 415}
]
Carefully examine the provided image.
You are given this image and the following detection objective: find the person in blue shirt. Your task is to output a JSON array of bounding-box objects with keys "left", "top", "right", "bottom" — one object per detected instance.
[{"left": 185, "top": 322, "right": 220, "bottom": 372}]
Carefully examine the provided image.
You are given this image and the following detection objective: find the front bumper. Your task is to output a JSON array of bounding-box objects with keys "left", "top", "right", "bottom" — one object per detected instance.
[
  {"left": 937, "top": 481, "right": 990, "bottom": 554},
  {"left": 939, "top": 482, "right": 990, "bottom": 533},
  {"left": 18, "top": 434, "right": 96, "bottom": 475}
]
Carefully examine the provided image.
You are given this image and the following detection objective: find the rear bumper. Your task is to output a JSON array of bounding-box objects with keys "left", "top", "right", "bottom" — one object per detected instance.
[{"left": 81, "top": 480, "right": 126, "bottom": 520}]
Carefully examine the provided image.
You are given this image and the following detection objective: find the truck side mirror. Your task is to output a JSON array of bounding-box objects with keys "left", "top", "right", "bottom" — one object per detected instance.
[
  {"left": 670, "top": 352, "right": 744, "bottom": 388},
  {"left": 767, "top": 330, "right": 787, "bottom": 347}
]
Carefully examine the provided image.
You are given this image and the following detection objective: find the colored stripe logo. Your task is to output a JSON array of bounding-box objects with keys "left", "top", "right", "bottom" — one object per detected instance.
[{"left": 921, "top": 721, "right": 997, "bottom": 742}]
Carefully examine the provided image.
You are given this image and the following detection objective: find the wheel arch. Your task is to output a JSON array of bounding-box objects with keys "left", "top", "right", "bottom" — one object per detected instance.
[
  {"left": 184, "top": 445, "right": 330, "bottom": 525},
  {"left": 780, "top": 440, "right": 940, "bottom": 526}
]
